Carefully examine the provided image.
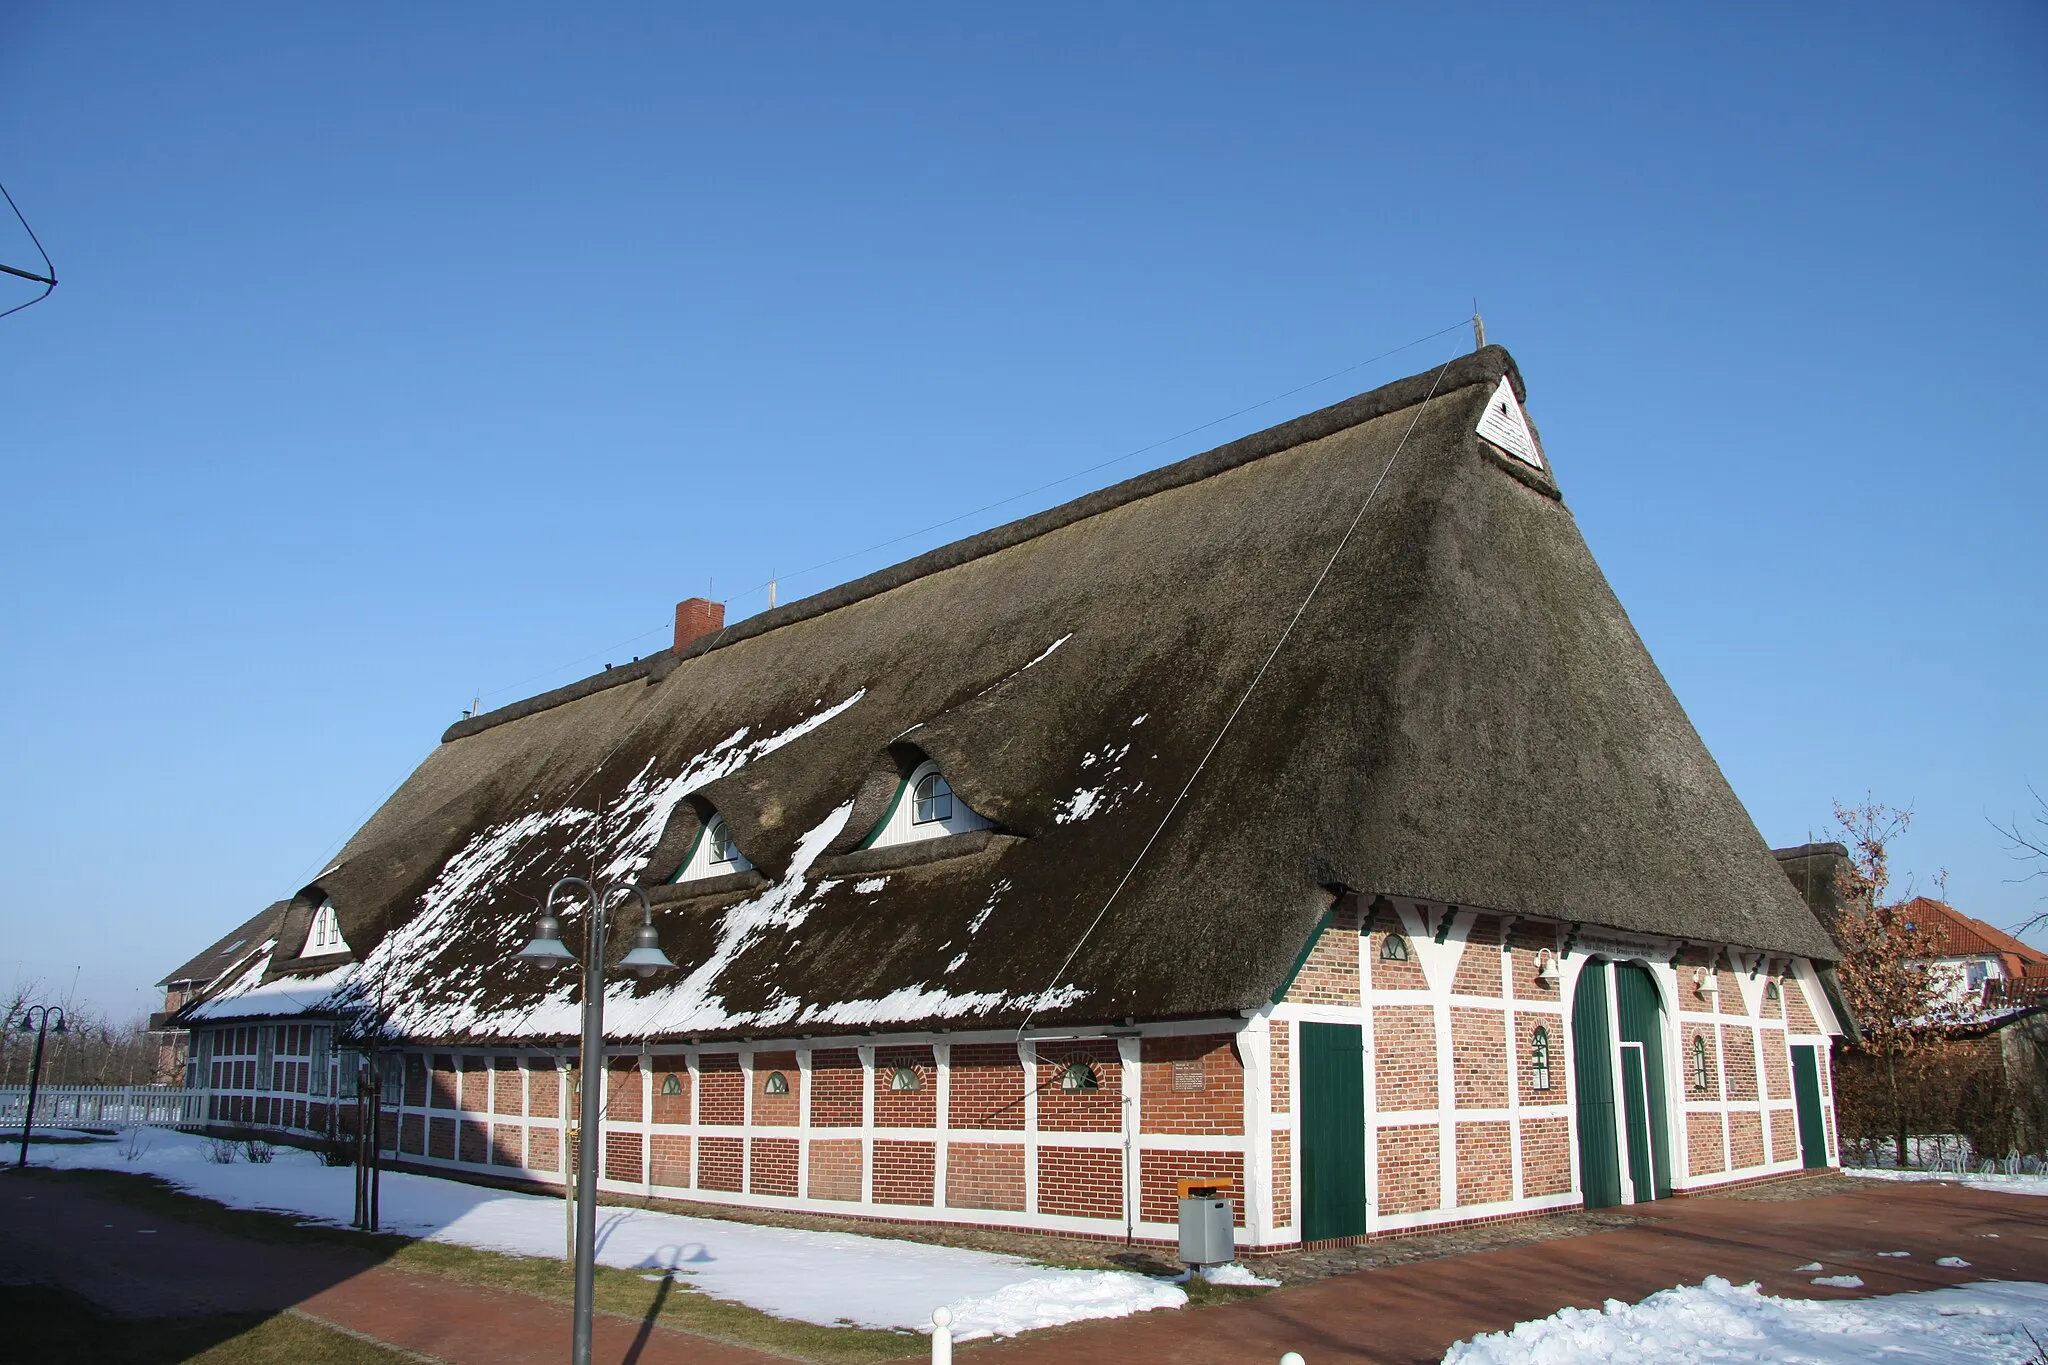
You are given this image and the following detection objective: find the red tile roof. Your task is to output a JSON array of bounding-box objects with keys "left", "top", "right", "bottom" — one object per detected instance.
[{"left": 1895, "top": 897, "right": 2048, "bottom": 978}]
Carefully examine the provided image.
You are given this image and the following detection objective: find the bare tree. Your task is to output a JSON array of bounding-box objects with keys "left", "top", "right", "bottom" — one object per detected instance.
[{"left": 1993, "top": 783, "right": 2048, "bottom": 932}]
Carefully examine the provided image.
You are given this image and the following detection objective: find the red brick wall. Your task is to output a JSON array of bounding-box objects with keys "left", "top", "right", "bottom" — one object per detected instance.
[
  {"left": 1721, "top": 1027, "right": 1759, "bottom": 1102},
  {"left": 607, "top": 1058, "right": 643, "bottom": 1122},
  {"left": 491, "top": 1123, "right": 523, "bottom": 1167},
  {"left": 492, "top": 1058, "right": 523, "bottom": 1115},
  {"left": 1270, "top": 1024, "right": 1291, "bottom": 1114},
  {"left": 1139, "top": 1150, "right": 1246, "bottom": 1227},
  {"left": 1506, "top": 921, "right": 1565, "bottom": 1004},
  {"left": 1287, "top": 901, "right": 1361, "bottom": 1005},
  {"left": 1037, "top": 1146, "right": 1122, "bottom": 1220},
  {"left": 808, "top": 1138, "right": 863, "bottom": 1201},
  {"left": 1456, "top": 1121, "right": 1511, "bottom": 1206},
  {"left": 1138, "top": 1035, "right": 1243, "bottom": 1135},
  {"left": 1519, "top": 1116, "right": 1570, "bottom": 1196},
  {"left": 401, "top": 1112, "right": 425, "bottom": 1155},
  {"left": 1687, "top": 1111, "right": 1727, "bottom": 1174},
  {"left": 1373, "top": 1006, "right": 1438, "bottom": 1110},
  {"left": 431, "top": 1056, "right": 459, "bottom": 1110},
  {"left": 1451, "top": 916, "right": 1504, "bottom": 997},
  {"left": 1272, "top": 1132, "right": 1292, "bottom": 1225},
  {"left": 752, "top": 1051, "right": 800, "bottom": 1127},
  {"left": 651, "top": 1055, "right": 691, "bottom": 1125},
  {"left": 405, "top": 1054, "right": 428, "bottom": 1108},
  {"left": 1513, "top": 1011, "right": 1568, "bottom": 1105},
  {"left": 698, "top": 1054, "right": 743, "bottom": 1125},
  {"left": 650, "top": 1133, "right": 690, "bottom": 1187},
  {"left": 1367, "top": 925, "right": 1430, "bottom": 991},
  {"left": 1769, "top": 1109, "right": 1800, "bottom": 1163},
  {"left": 1681, "top": 1022, "right": 1722, "bottom": 1100},
  {"left": 605, "top": 1129, "right": 643, "bottom": 1183},
  {"left": 1716, "top": 968, "right": 1746, "bottom": 1016},
  {"left": 809, "top": 1049, "right": 864, "bottom": 1127},
  {"left": 1761, "top": 1032, "right": 1792, "bottom": 1101},
  {"left": 1377, "top": 1124, "right": 1440, "bottom": 1215},
  {"left": 1451, "top": 1008, "right": 1508, "bottom": 1109},
  {"left": 874, "top": 1046, "right": 937, "bottom": 1128},
  {"left": 461, "top": 1058, "right": 488, "bottom": 1113},
  {"left": 1784, "top": 979, "right": 1821, "bottom": 1034},
  {"left": 529, "top": 1126, "right": 560, "bottom": 1173},
  {"left": 429, "top": 1116, "right": 456, "bottom": 1159},
  {"left": 946, "top": 1142, "right": 1025, "bottom": 1210},
  {"left": 949, "top": 1043, "right": 1026, "bottom": 1130},
  {"left": 1761, "top": 975, "right": 1786, "bottom": 1021},
  {"left": 873, "top": 1139, "right": 936, "bottom": 1206},
  {"left": 698, "top": 1135, "right": 743, "bottom": 1191},
  {"left": 527, "top": 1058, "right": 558, "bottom": 1118},
  {"left": 1037, "top": 1041, "right": 1122, "bottom": 1133},
  {"left": 749, "top": 1136, "right": 799, "bottom": 1197},
  {"left": 1728, "top": 1110, "right": 1765, "bottom": 1170}
]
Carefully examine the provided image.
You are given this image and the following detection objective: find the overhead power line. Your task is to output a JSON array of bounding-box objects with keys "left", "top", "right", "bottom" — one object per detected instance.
[{"left": 0, "top": 178, "right": 57, "bottom": 321}]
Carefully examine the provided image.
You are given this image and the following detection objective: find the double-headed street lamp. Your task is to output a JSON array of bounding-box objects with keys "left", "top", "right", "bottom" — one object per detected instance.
[
  {"left": 11, "top": 1005, "right": 67, "bottom": 1169},
  {"left": 518, "top": 877, "right": 676, "bottom": 1365}
]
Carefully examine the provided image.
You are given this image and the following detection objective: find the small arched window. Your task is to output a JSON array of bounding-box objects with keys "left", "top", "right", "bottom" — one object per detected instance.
[
  {"left": 763, "top": 1070, "right": 790, "bottom": 1096},
  {"left": 1764, "top": 980, "right": 1781, "bottom": 1002},
  {"left": 1530, "top": 1026, "right": 1552, "bottom": 1091},
  {"left": 1058, "top": 1062, "right": 1099, "bottom": 1092},
  {"left": 890, "top": 1065, "right": 923, "bottom": 1092},
  {"left": 914, "top": 772, "right": 954, "bottom": 825},
  {"left": 1691, "top": 1035, "right": 1712, "bottom": 1091},
  {"left": 672, "top": 808, "right": 753, "bottom": 881},
  {"left": 707, "top": 815, "right": 741, "bottom": 866},
  {"left": 304, "top": 898, "right": 349, "bottom": 956},
  {"left": 659, "top": 1073, "right": 683, "bottom": 1096},
  {"left": 1381, "top": 934, "right": 1412, "bottom": 962}
]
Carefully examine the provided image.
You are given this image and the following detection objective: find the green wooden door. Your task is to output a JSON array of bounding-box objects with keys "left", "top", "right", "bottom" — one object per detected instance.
[
  {"left": 1614, "top": 961, "right": 1672, "bottom": 1201},
  {"left": 1300, "top": 1022, "right": 1367, "bottom": 1241},
  {"left": 1791, "top": 1045, "right": 1829, "bottom": 1169},
  {"left": 1571, "top": 961, "right": 1624, "bottom": 1210}
]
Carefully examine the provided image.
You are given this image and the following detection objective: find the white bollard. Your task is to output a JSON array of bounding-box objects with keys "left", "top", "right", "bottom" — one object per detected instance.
[
  {"left": 1280, "top": 1354, "right": 1306, "bottom": 1365},
  {"left": 931, "top": 1306, "right": 954, "bottom": 1365}
]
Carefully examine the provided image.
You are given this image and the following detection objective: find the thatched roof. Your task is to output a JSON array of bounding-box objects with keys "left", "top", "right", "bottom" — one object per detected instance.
[
  {"left": 158, "top": 900, "right": 288, "bottom": 989},
  {"left": 174, "top": 346, "right": 1836, "bottom": 1038}
]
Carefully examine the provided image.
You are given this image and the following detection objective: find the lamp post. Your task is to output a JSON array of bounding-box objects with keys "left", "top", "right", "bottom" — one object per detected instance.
[
  {"left": 518, "top": 877, "right": 675, "bottom": 1365},
  {"left": 11, "top": 1005, "right": 67, "bottom": 1169}
]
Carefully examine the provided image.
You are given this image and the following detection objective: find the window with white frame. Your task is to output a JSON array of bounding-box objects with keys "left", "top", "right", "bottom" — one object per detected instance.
[
  {"left": 862, "top": 758, "right": 991, "bottom": 850},
  {"left": 303, "top": 899, "right": 349, "bottom": 956},
  {"left": 670, "top": 811, "right": 754, "bottom": 882}
]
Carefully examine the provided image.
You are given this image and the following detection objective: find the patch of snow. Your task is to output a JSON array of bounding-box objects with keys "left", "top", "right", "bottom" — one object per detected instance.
[
  {"left": 1057, "top": 788, "right": 1105, "bottom": 824},
  {"left": 1021, "top": 634, "right": 1072, "bottom": 671},
  {"left": 1847, "top": 1167, "right": 2048, "bottom": 1198},
  {"left": 1130, "top": 714, "right": 1147, "bottom": 727},
  {"left": 944, "top": 953, "right": 968, "bottom": 974},
  {"left": 36, "top": 1129, "right": 1180, "bottom": 1338},
  {"left": 1199, "top": 1263, "right": 1279, "bottom": 1287},
  {"left": 1879, "top": 1250, "right": 1912, "bottom": 1257},
  {"left": 1794, "top": 1262, "right": 1824, "bottom": 1272},
  {"left": 1812, "top": 1275, "right": 1865, "bottom": 1288},
  {"left": 854, "top": 879, "right": 888, "bottom": 895},
  {"left": 1444, "top": 1275, "right": 2048, "bottom": 1364},
  {"left": 1939, "top": 1257, "right": 1973, "bottom": 1268}
]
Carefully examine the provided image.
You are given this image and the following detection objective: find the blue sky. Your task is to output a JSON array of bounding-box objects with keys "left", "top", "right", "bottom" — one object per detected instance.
[{"left": 2, "top": 5, "right": 2042, "bottom": 1020}]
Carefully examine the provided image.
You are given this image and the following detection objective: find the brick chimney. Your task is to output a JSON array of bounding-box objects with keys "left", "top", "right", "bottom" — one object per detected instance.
[{"left": 673, "top": 597, "right": 725, "bottom": 653}]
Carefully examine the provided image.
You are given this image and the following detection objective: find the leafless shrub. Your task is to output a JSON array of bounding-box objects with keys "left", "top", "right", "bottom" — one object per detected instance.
[
  {"left": 205, "top": 1137, "right": 238, "bottom": 1164},
  {"left": 242, "top": 1139, "right": 274, "bottom": 1164},
  {"left": 117, "top": 1128, "right": 150, "bottom": 1162}
]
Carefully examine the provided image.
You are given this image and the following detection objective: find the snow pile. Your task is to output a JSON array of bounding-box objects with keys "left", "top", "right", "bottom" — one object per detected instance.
[
  {"left": 1847, "top": 1167, "right": 2048, "bottom": 1198},
  {"left": 1443, "top": 1275, "right": 2048, "bottom": 1364},
  {"left": 1812, "top": 1275, "right": 1865, "bottom": 1288},
  {"left": 36, "top": 1130, "right": 1182, "bottom": 1336},
  {"left": 1200, "top": 1263, "right": 1281, "bottom": 1287}
]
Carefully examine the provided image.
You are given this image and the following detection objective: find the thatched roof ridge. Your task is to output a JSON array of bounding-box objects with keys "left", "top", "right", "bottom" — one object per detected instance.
[
  {"left": 174, "top": 346, "right": 1837, "bottom": 1038},
  {"left": 158, "top": 900, "right": 288, "bottom": 988}
]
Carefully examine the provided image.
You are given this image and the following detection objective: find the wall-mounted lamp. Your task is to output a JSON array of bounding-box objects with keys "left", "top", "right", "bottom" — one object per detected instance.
[
  {"left": 1535, "top": 949, "right": 1561, "bottom": 988},
  {"left": 1692, "top": 966, "right": 1720, "bottom": 997}
]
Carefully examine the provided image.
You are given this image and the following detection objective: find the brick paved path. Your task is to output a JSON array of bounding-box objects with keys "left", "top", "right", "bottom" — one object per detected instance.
[{"left": 964, "top": 1181, "right": 2048, "bottom": 1364}]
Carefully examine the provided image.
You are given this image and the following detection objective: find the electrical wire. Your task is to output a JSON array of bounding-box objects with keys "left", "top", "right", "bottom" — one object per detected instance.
[
  {"left": 0, "top": 177, "right": 57, "bottom": 321},
  {"left": 1016, "top": 342, "right": 1467, "bottom": 1036}
]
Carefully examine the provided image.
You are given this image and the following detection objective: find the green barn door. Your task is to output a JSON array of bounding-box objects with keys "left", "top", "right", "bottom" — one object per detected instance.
[
  {"left": 1791, "top": 1046, "right": 1829, "bottom": 1168},
  {"left": 1571, "top": 962, "right": 1623, "bottom": 1210},
  {"left": 1614, "top": 962, "right": 1672, "bottom": 1201},
  {"left": 1299, "top": 1022, "right": 1367, "bottom": 1241}
]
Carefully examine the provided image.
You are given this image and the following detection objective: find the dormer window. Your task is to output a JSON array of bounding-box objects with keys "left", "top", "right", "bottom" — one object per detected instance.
[
  {"left": 861, "top": 758, "right": 992, "bottom": 850},
  {"left": 671, "top": 811, "right": 754, "bottom": 883},
  {"left": 303, "top": 899, "right": 349, "bottom": 957}
]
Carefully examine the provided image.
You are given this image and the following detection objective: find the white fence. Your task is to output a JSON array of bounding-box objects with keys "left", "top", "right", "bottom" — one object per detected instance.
[{"left": 0, "top": 1085, "right": 206, "bottom": 1131}]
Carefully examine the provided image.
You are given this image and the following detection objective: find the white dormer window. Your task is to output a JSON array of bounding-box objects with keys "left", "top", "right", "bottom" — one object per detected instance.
[
  {"left": 672, "top": 811, "right": 754, "bottom": 883},
  {"left": 303, "top": 900, "right": 349, "bottom": 957},
  {"left": 863, "top": 759, "right": 991, "bottom": 850}
]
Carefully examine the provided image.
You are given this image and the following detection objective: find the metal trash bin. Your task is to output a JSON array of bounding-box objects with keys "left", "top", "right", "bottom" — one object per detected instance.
[{"left": 1177, "top": 1194, "right": 1235, "bottom": 1266}]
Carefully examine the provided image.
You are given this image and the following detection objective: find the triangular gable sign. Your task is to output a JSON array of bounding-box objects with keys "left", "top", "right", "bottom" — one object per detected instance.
[{"left": 1475, "top": 374, "right": 1544, "bottom": 470}]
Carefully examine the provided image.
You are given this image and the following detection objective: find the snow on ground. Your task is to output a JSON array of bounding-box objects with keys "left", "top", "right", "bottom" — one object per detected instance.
[
  {"left": 1847, "top": 1166, "right": 2048, "bottom": 1198},
  {"left": 1199, "top": 1263, "right": 1281, "bottom": 1287},
  {"left": 1443, "top": 1275, "right": 2048, "bottom": 1364},
  {"left": 33, "top": 1128, "right": 1185, "bottom": 1338}
]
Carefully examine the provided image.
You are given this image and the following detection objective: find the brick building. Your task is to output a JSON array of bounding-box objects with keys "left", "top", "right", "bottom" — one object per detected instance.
[{"left": 165, "top": 346, "right": 1847, "bottom": 1249}]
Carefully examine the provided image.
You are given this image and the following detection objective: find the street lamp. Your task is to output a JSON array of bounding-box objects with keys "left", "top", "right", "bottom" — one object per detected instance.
[
  {"left": 11, "top": 1005, "right": 67, "bottom": 1169},
  {"left": 517, "top": 877, "right": 675, "bottom": 1365}
]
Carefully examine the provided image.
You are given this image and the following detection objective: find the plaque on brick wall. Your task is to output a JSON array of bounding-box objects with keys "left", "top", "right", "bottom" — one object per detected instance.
[{"left": 1171, "top": 1057, "right": 1206, "bottom": 1092}]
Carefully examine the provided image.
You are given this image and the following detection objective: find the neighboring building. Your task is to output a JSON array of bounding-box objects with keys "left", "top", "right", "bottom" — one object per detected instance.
[
  {"left": 1891, "top": 897, "right": 2048, "bottom": 1010},
  {"left": 165, "top": 346, "right": 1846, "bottom": 1250}
]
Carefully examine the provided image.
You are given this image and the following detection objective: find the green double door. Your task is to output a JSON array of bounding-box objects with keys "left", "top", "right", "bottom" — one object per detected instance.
[
  {"left": 1300, "top": 1022, "right": 1367, "bottom": 1241},
  {"left": 1791, "top": 1045, "right": 1829, "bottom": 1168},
  {"left": 1572, "top": 960, "right": 1672, "bottom": 1209}
]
